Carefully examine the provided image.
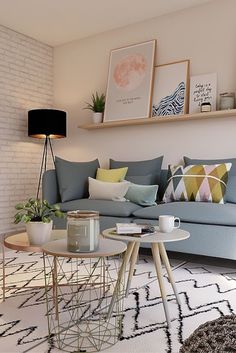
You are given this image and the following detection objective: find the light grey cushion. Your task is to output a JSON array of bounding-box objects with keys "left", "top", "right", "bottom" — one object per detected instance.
[
  {"left": 133, "top": 201, "right": 236, "bottom": 226},
  {"left": 55, "top": 157, "right": 100, "bottom": 202},
  {"left": 110, "top": 156, "right": 163, "bottom": 185},
  {"left": 125, "top": 184, "right": 158, "bottom": 206},
  {"left": 59, "top": 199, "right": 142, "bottom": 217},
  {"left": 184, "top": 156, "right": 236, "bottom": 203}
]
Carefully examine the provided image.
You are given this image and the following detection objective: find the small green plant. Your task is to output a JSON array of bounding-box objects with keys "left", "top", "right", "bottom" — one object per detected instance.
[
  {"left": 14, "top": 198, "right": 64, "bottom": 224},
  {"left": 84, "top": 92, "right": 105, "bottom": 113}
]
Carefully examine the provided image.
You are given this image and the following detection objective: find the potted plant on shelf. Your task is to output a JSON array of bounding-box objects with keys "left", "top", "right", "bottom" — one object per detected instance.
[
  {"left": 14, "top": 198, "right": 64, "bottom": 245},
  {"left": 84, "top": 92, "right": 105, "bottom": 124}
]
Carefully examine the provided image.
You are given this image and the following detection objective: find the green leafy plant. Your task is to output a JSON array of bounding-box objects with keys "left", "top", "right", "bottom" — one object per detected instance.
[
  {"left": 14, "top": 198, "right": 64, "bottom": 224},
  {"left": 84, "top": 92, "right": 105, "bottom": 113}
]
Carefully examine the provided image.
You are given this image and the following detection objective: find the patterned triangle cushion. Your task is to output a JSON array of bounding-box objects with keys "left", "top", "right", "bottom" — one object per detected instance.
[{"left": 163, "top": 163, "right": 232, "bottom": 204}]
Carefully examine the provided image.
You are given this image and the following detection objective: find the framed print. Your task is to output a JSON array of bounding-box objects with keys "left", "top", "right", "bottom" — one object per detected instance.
[
  {"left": 152, "top": 60, "right": 190, "bottom": 117},
  {"left": 103, "top": 40, "right": 156, "bottom": 122},
  {"left": 189, "top": 73, "right": 217, "bottom": 113}
]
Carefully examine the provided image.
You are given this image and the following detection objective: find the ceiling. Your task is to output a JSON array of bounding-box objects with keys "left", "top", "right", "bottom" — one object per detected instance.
[{"left": 0, "top": 0, "right": 214, "bottom": 46}]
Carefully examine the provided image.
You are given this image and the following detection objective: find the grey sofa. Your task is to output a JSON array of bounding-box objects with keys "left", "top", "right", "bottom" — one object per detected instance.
[{"left": 42, "top": 165, "right": 236, "bottom": 261}]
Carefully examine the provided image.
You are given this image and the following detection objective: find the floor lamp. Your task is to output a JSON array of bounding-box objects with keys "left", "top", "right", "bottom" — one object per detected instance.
[{"left": 28, "top": 109, "right": 67, "bottom": 199}]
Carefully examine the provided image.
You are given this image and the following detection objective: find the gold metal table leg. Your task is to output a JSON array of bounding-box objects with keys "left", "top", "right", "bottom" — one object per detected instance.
[{"left": 52, "top": 256, "right": 59, "bottom": 321}]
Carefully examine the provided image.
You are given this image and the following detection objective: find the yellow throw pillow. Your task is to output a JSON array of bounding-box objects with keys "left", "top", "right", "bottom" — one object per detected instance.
[{"left": 96, "top": 167, "right": 128, "bottom": 182}]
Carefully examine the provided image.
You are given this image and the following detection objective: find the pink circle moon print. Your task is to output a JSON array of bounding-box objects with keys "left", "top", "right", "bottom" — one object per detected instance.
[{"left": 113, "top": 54, "right": 147, "bottom": 91}]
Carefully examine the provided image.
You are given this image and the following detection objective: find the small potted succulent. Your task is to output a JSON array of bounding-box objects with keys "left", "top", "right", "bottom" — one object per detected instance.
[
  {"left": 14, "top": 198, "right": 64, "bottom": 245},
  {"left": 84, "top": 92, "right": 105, "bottom": 124}
]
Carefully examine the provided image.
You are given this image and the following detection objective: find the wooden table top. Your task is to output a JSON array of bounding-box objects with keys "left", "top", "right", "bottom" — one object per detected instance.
[{"left": 4, "top": 229, "right": 66, "bottom": 252}]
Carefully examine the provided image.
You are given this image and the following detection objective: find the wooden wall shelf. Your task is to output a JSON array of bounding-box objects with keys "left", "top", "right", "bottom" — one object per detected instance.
[{"left": 78, "top": 109, "right": 236, "bottom": 130}]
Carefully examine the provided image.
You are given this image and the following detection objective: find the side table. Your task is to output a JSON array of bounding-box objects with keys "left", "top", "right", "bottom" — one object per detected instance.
[
  {"left": 2, "top": 230, "right": 66, "bottom": 301},
  {"left": 102, "top": 227, "right": 190, "bottom": 327},
  {"left": 42, "top": 237, "right": 127, "bottom": 353}
]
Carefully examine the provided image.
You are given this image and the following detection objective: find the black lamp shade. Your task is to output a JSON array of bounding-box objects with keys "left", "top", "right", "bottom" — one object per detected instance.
[{"left": 28, "top": 109, "right": 67, "bottom": 139}]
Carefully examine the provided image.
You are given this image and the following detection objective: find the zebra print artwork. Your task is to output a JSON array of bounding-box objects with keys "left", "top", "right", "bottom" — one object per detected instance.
[{"left": 152, "top": 81, "right": 185, "bottom": 116}]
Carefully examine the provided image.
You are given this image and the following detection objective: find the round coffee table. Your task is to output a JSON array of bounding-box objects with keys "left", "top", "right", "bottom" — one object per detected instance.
[
  {"left": 2, "top": 230, "right": 66, "bottom": 301},
  {"left": 3, "top": 229, "right": 66, "bottom": 252},
  {"left": 102, "top": 227, "right": 190, "bottom": 327},
  {"left": 42, "top": 238, "right": 127, "bottom": 352}
]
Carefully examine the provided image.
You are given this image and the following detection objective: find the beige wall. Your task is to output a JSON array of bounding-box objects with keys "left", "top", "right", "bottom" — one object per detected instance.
[{"left": 53, "top": 0, "right": 236, "bottom": 169}]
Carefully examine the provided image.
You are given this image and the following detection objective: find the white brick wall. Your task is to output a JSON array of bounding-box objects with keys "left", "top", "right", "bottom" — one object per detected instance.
[{"left": 0, "top": 25, "right": 53, "bottom": 234}]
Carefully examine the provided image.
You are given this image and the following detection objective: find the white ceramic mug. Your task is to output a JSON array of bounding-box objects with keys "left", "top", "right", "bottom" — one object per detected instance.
[{"left": 159, "top": 215, "right": 180, "bottom": 233}]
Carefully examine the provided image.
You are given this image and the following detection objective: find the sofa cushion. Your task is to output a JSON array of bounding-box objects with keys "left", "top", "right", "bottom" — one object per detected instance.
[
  {"left": 125, "top": 174, "right": 153, "bottom": 185},
  {"left": 55, "top": 156, "right": 100, "bottom": 202},
  {"left": 59, "top": 199, "right": 142, "bottom": 217},
  {"left": 133, "top": 201, "right": 236, "bottom": 226},
  {"left": 110, "top": 156, "right": 163, "bottom": 185},
  {"left": 184, "top": 156, "right": 236, "bottom": 203},
  {"left": 125, "top": 183, "right": 158, "bottom": 206},
  {"left": 159, "top": 169, "right": 168, "bottom": 199},
  {"left": 88, "top": 178, "right": 130, "bottom": 201},
  {"left": 96, "top": 167, "right": 128, "bottom": 182},
  {"left": 163, "top": 164, "right": 231, "bottom": 204}
]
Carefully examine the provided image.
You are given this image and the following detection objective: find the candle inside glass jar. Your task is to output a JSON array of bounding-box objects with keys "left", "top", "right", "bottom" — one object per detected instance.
[
  {"left": 220, "top": 92, "right": 235, "bottom": 110},
  {"left": 67, "top": 210, "right": 100, "bottom": 252}
]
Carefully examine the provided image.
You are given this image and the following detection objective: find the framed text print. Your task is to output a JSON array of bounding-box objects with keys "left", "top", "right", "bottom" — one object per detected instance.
[
  {"left": 189, "top": 73, "right": 217, "bottom": 113},
  {"left": 152, "top": 60, "right": 190, "bottom": 117},
  {"left": 103, "top": 40, "right": 156, "bottom": 122}
]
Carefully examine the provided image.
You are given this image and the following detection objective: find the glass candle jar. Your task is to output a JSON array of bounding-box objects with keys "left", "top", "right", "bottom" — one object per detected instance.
[
  {"left": 67, "top": 210, "right": 100, "bottom": 252},
  {"left": 219, "top": 92, "right": 235, "bottom": 110}
]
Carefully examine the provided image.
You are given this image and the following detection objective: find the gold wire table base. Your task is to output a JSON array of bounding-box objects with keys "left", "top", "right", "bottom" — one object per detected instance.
[
  {"left": 1, "top": 230, "right": 66, "bottom": 301},
  {"left": 43, "top": 248, "right": 125, "bottom": 352}
]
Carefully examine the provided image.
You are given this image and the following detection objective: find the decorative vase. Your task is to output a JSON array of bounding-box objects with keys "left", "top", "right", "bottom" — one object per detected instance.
[
  {"left": 92, "top": 112, "right": 103, "bottom": 124},
  {"left": 26, "top": 220, "right": 53, "bottom": 245}
]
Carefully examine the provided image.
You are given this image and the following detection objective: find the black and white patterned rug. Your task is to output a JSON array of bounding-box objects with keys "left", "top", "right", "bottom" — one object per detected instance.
[{"left": 0, "top": 249, "right": 235, "bottom": 353}]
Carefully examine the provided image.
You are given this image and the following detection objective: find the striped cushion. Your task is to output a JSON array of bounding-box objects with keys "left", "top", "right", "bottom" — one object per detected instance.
[{"left": 163, "top": 164, "right": 232, "bottom": 204}]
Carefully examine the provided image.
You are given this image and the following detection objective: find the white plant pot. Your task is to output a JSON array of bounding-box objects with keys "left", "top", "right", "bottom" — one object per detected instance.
[
  {"left": 26, "top": 221, "right": 53, "bottom": 245},
  {"left": 92, "top": 112, "right": 103, "bottom": 124}
]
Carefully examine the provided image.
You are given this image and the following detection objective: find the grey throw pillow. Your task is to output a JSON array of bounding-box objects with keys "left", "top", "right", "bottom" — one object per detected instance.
[
  {"left": 55, "top": 156, "right": 100, "bottom": 202},
  {"left": 110, "top": 156, "right": 163, "bottom": 185},
  {"left": 125, "top": 174, "right": 153, "bottom": 185},
  {"left": 184, "top": 156, "right": 236, "bottom": 203}
]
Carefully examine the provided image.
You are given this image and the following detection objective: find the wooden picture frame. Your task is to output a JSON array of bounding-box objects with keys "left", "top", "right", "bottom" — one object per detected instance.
[
  {"left": 103, "top": 40, "right": 156, "bottom": 122},
  {"left": 151, "top": 60, "right": 190, "bottom": 117}
]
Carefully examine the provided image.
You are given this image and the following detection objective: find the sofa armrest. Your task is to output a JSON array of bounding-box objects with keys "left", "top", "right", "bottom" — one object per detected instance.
[{"left": 42, "top": 170, "right": 61, "bottom": 205}]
